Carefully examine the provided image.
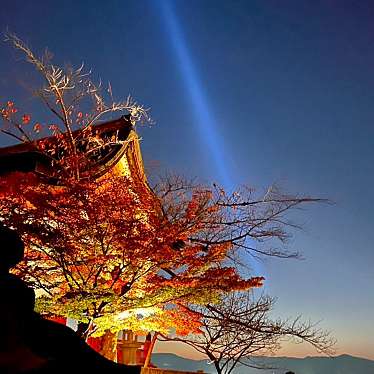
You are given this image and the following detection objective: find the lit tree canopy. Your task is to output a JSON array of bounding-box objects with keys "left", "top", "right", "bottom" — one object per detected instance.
[
  {"left": 0, "top": 34, "right": 326, "bottom": 348},
  {"left": 0, "top": 167, "right": 324, "bottom": 339},
  {"left": 0, "top": 171, "right": 264, "bottom": 337}
]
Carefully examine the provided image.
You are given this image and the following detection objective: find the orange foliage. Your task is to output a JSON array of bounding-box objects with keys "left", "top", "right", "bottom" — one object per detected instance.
[{"left": 0, "top": 170, "right": 263, "bottom": 337}]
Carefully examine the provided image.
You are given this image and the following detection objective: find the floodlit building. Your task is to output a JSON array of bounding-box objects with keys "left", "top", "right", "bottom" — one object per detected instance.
[{"left": 0, "top": 115, "right": 146, "bottom": 182}]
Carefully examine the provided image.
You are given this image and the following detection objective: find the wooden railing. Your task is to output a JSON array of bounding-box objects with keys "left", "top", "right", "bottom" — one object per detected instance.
[{"left": 141, "top": 368, "right": 204, "bottom": 374}]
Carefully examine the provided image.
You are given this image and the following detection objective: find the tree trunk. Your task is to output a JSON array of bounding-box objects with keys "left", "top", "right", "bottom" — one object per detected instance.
[
  {"left": 213, "top": 360, "right": 222, "bottom": 374},
  {"left": 98, "top": 330, "right": 118, "bottom": 362}
]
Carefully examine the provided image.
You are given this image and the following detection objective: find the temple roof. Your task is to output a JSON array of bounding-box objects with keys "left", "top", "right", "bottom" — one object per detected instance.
[{"left": 0, "top": 116, "right": 146, "bottom": 181}]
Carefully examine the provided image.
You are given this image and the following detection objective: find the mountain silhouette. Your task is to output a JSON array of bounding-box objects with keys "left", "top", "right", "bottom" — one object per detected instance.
[{"left": 151, "top": 353, "right": 374, "bottom": 374}]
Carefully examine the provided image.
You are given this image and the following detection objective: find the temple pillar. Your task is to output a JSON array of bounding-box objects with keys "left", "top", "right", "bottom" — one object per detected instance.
[{"left": 117, "top": 330, "right": 143, "bottom": 365}]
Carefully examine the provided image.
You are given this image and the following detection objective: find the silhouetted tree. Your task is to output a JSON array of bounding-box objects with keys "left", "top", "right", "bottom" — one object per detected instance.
[{"left": 161, "top": 290, "right": 335, "bottom": 374}]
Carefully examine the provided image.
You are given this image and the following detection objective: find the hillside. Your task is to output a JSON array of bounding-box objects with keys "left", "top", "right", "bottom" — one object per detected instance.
[{"left": 151, "top": 353, "right": 374, "bottom": 374}]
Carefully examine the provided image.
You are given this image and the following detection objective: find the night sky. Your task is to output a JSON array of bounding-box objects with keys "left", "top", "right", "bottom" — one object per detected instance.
[{"left": 1, "top": 0, "right": 373, "bottom": 360}]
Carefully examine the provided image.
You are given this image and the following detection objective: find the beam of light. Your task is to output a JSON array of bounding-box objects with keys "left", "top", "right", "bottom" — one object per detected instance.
[
  {"left": 158, "top": 0, "right": 232, "bottom": 188},
  {"left": 157, "top": 1, "right": 264, "bottom": 278}
]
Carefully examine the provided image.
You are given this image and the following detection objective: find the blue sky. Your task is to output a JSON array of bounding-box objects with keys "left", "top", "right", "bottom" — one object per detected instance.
[{"left": 0, "top": 0, "right": 373, "bottom": 360}]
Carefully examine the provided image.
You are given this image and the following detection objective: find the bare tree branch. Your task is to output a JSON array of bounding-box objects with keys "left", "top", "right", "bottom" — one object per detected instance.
[{"left": 162, "top": 291, "right": 335, "bottom": 374}]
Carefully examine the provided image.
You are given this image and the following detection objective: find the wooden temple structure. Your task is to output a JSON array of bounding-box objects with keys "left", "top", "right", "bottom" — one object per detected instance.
[{"left": 0, "top": 115, "right": 146, "bottom": 182}]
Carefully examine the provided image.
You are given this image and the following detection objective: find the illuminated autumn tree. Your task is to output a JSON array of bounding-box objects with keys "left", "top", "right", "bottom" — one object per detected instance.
[
  {"left": 0, "top": 170, "right": 264, "bottom": 359},
  {"left": 0, "top": 34, "right": 327, "bottom": 362},
  {"left": 0, "top": 168, "right": 324, "bottom": 360}
]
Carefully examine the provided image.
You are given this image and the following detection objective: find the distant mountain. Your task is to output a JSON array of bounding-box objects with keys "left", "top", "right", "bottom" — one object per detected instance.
[{"left": 151, "top": 353, "right": 374, "bottom": 374}]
